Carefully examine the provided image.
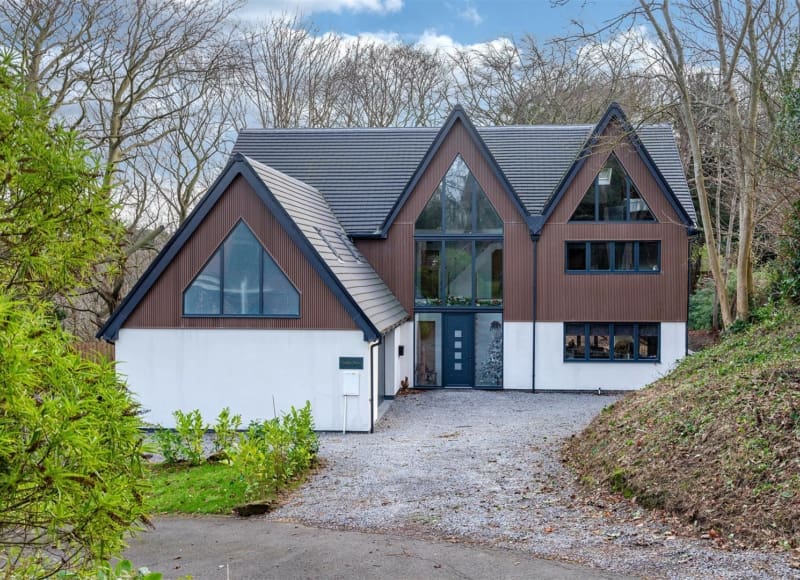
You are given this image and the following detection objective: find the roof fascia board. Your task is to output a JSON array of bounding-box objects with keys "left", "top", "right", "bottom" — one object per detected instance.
[
  {"left": 380, "top": 106, "right": 528, "bottom": 235},
  {"left": 534, "top": 103, "right": 693, "bottom": 235},
  {"left": 98, "top": 155, "right": 380, "bottom": 342},
  {"left": 97, "top": 157, "right": 241, "bottom": 341}
]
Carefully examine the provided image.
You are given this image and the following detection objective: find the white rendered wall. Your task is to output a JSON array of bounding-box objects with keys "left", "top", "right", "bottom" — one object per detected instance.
[
  {"left": 534, "top": 322, "right": 686, "bottom": 391},
  {"left": 116, "top": 328, "right": 372, "bottom": 432},
  {"left": 502, "top": 322, "right": 533, "bottom": 389}
]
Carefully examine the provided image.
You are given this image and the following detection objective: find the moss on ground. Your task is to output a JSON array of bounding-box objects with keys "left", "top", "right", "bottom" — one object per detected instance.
[{"left": 564, "top": 306, "right": 800, "bottom": 550}]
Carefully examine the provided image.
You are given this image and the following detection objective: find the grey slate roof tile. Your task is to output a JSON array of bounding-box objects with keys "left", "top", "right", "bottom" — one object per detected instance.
[
  {"left": 245, "top": 156, "right": 409, "bottom": 335},
  {"left": 233, "top": 122, "right": 695, "bottom": 234}
]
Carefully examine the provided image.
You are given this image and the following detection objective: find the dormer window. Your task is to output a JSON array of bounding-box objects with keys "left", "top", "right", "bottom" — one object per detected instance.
[{"left": 571, "top": 155, "right": 655, "bottom": 222}]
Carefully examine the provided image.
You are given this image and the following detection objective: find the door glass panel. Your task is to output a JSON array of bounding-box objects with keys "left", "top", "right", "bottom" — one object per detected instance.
[
  {"left": 475, "top": 313, "right": 503, "bottom": 386},
  {"left": 222, "top": 223, "right": 261, "bottom": 315},
  {"left": 184, "top": 250, "right": 222, "bottom": 315},
  {"left": 475, "top": 241, "right": 502, "bottom": 306},
  {"left": 565, "top": 323, "right": 585, "bottom": 359},
  {"left": 445, "top": 241, "right": 472, "bottom": 305},
  {"left": 614, "top": 324, "right": 634, "bottom": 359},
  {"left": 415, "top": 313, "right": 442, "bottom": 386},
  {"left": 589, "top": 323, "right": 610, "bottom": 359},
  {"left": 415, "top": 241, "right": 441, "bottom": 306},
  {"left": 638, "top": 323, "right": 659, "bottom": 359}
]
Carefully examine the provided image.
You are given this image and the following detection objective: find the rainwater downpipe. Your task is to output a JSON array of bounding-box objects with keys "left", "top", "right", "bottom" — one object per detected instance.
[
  {"left": 531, "top": 235, "right": 539, "bottom": 392},
  {"left": 369, "top": 338, "right": 381, "bottom": 433}
]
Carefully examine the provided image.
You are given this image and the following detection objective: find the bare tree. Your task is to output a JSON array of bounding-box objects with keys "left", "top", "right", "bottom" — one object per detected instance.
[{"left": 635, "top": 0, "right": 800, "bottom": 325}]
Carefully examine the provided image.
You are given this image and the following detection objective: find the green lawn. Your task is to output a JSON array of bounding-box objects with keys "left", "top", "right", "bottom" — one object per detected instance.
[{"left": 147, "top": 463, "right": 250, "bottom": 514}]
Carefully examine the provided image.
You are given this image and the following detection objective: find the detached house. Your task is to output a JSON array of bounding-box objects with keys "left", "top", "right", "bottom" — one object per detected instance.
[{"left": 99, "top": 104, "right": 697, "bottom": 432}]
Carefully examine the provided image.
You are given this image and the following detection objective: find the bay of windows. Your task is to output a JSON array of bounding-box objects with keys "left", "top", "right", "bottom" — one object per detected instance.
[
  {"left": 566, "top": 241, "right": 660, "bottom": 273},
  {"left": 564, "top": 322, "right": 659, "bottom": 362}
]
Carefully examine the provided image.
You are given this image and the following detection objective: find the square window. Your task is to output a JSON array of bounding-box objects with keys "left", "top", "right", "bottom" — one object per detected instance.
[
  {"left": 614, "top": 242, "right": 635, "bottom": 271},
  {"left": 565, "top": 323, "right": 585, "bottom": 359},
  {"left": 639, "top": 324, "right": 659, "bottom": 359},
  {"left": 589, "top": 323, "right": 610, "bottom": 359},
  {"left": 639, "top": 242, "right": 660, "bottom": 271},
  {"left": 455, "top": 352, "right": 462, "bottom": 360},
  {"left": 454, "top": 340, "right": 462, "bottom": 349},
  {"left": 454, "top": 362, "right": 462, "bottom": 371},
  {"left": 566, "top": 242, "right": 587, "bottom": 271},
  {"left": 454, "top": 330, "right": 462, "bottom": 338},
  {"left": 590, "top": 243, "right": 612, "bottom": 271}
]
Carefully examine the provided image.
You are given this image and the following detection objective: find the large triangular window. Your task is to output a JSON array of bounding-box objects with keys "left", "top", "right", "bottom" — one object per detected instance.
[
  {"left": 415, "top": 155, "right": 503, "bottom": 234},
  {"left": 183, "top": 221, "right": 300, "bottom": 316},
  {"left": 571, "top": 155, "right": 655, "bottom": 222}
]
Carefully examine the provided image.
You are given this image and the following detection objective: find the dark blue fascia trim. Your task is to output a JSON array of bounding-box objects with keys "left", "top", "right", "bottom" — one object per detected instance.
[
  {"left": 97, "top": 156, "right": 242, "bottom": 341},
  {"left": 98, "top": 154, "right": 381, "bottom": 343},
  {"left": 237, "top": 162, "right": 381, "bottom": 343},
  {"left": 534, "top": 103, "right": 693, "bottom": 235},
  {"left": 380, "top": 105, "right": 529, "bottom": 236}
]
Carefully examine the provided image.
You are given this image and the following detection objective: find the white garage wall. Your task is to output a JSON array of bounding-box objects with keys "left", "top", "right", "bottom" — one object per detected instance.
[
  {"left": 534, "top": 322, "right": 686, "bottom": 391},
  {"left": 116, "top": 328, "right": 372, "bottom": 432},
  {"left": 503, "top": 322, "right": 533, "bottom": 389}
]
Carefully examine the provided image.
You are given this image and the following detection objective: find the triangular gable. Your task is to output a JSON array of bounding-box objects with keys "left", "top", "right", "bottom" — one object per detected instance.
[
  {"left": 98, "top": 154, "right": 383, "bottom": 342},
  {"left": 534, "top": 102, "right": 694, "bottom": 235},
  {"left": 380, "top": 105, "right": 528, "bottom": 236}
]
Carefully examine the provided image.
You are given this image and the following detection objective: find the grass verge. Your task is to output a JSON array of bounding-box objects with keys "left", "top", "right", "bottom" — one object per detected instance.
[
  {"left": 564, "top": 305, "right": 800, "bottom": 550},
  {"left": 147, "top": 462, "right": 250, "bottom": 514}
]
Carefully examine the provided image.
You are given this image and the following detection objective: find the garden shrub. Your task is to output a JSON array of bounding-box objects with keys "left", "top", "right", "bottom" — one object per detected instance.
[
  {"left": 233, "top": 402, "right": 318, "bottom": 501},
  {"left": 173, "top": 409, "right": 207, "bottom": 465},
  {"left": 0, "top": 296, "right": 147, "bottom": 578},
  {"left": 212, "top": 407, "right": 242, "bottom": 457}
]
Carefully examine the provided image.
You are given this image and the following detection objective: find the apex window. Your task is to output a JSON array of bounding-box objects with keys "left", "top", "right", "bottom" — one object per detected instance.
[
  {"left": 571, "top": 155, "right": 655, "bottom": 222},
  {"left": 183, "top": 221, "right": 300, "bottom": 317}
]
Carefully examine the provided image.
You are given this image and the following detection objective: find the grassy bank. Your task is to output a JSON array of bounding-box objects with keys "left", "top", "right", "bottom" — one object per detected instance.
[
  {"left": 147, "top": 463, "right": 249, "bottom": 514},
  {"left": 565, "top": 306, "right": 800, "bottom": 550}
]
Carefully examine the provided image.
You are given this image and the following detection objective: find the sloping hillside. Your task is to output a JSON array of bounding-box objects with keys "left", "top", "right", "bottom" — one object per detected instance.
[{"left": 565, "top": 307, "right": 800, "bottom": 550}]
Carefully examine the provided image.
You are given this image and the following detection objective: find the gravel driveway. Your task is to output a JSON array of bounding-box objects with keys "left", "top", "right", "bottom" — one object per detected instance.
[{"left": 268, "top": 390, "right": 797, "bottom": 579}]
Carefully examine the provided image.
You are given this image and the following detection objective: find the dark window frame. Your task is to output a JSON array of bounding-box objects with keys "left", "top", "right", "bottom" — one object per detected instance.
[
  {"left": 182, "top": 219, "right": 301, "bottom": 318},
  {"left": 414, "top": 155, "right": 504, "bottom": 310},
  {"left": 570, "top": 154, "right": 658, "bottom": 223},
  {"left": 565, "top": 241, "right": 661, "bottom": 274},
  {"left": 563, "top": 322, "right": 661, "bottom": 362}
]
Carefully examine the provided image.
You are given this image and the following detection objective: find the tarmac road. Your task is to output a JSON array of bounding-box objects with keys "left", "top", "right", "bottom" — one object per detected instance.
[{"left": 123, "top": 516, "right": 629, "bottom": 580}]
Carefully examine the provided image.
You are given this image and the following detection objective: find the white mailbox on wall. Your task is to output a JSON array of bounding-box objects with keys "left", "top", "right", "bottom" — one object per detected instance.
[{"left": 341, "top": 371, "right": 360, "bottom": 396}]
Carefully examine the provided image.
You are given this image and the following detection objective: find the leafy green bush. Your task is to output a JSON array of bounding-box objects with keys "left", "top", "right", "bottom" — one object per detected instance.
[
  {"left": 173, "top": 409, "right": 207, "bottom": 465},
  {"left": 153, "top": 410, "right": 207, "bottom": 465},
  {"left": 689, "top": 283, "right": 716, "bottom": 330},
  {"left": 212, "top": 407, "right": 242, "bottom": 457},
  {"left": 771, "top": 198, "right": 800, "bottom": 304},
  {"left": 0, "top": 296, "right": 147, "bottom": 578},
  {"left": 233, "top": 402, "right": 318, "bottom": 501}
]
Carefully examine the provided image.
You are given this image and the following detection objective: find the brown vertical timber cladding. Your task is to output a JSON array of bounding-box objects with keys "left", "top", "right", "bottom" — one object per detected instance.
[
  {"left": 537, "top": 134, "right": 688, "bottom": 322},
  {"left": 125, "top": 176, "right": 358, "bottom": 330},
  {"left": 356, "top": 119, "right": 533, "bottom": 321}
]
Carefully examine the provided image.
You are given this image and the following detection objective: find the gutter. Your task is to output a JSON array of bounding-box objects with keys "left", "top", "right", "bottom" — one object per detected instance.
[{"left": 531, "top": 234, "right": 539, "bottom": 392}]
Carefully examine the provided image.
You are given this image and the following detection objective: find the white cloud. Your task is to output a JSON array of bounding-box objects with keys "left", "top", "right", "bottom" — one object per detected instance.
[
  {"left": 240, "top": 0, "right": 403, "bottom": 18},
  {"left": 460, "top": 3, "right": 482, "bottom": 26},
  {"left": 414, "top": 29, "right": 511, "bottom": 57}
]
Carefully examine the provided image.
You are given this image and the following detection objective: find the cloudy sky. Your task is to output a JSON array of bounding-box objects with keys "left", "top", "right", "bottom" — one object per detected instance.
[{"left": 239, "top": 0, "right": 636, "bottom": 47}]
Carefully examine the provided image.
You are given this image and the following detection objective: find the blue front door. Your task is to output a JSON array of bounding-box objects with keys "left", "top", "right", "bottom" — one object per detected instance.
[{"left": 443, "top": 313, "right": 474, "bottom": 386}]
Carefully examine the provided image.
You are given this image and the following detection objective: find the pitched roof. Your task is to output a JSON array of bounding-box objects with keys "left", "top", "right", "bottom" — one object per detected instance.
[
  {"left": 97, "top": 155, "right": 408, "bottom": 342},
  {"left": 233, "top": 112, "right": 695, "bottom": 235},
  {"left": 246, "top": 157, "right": 408, "bottom": 335}
]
